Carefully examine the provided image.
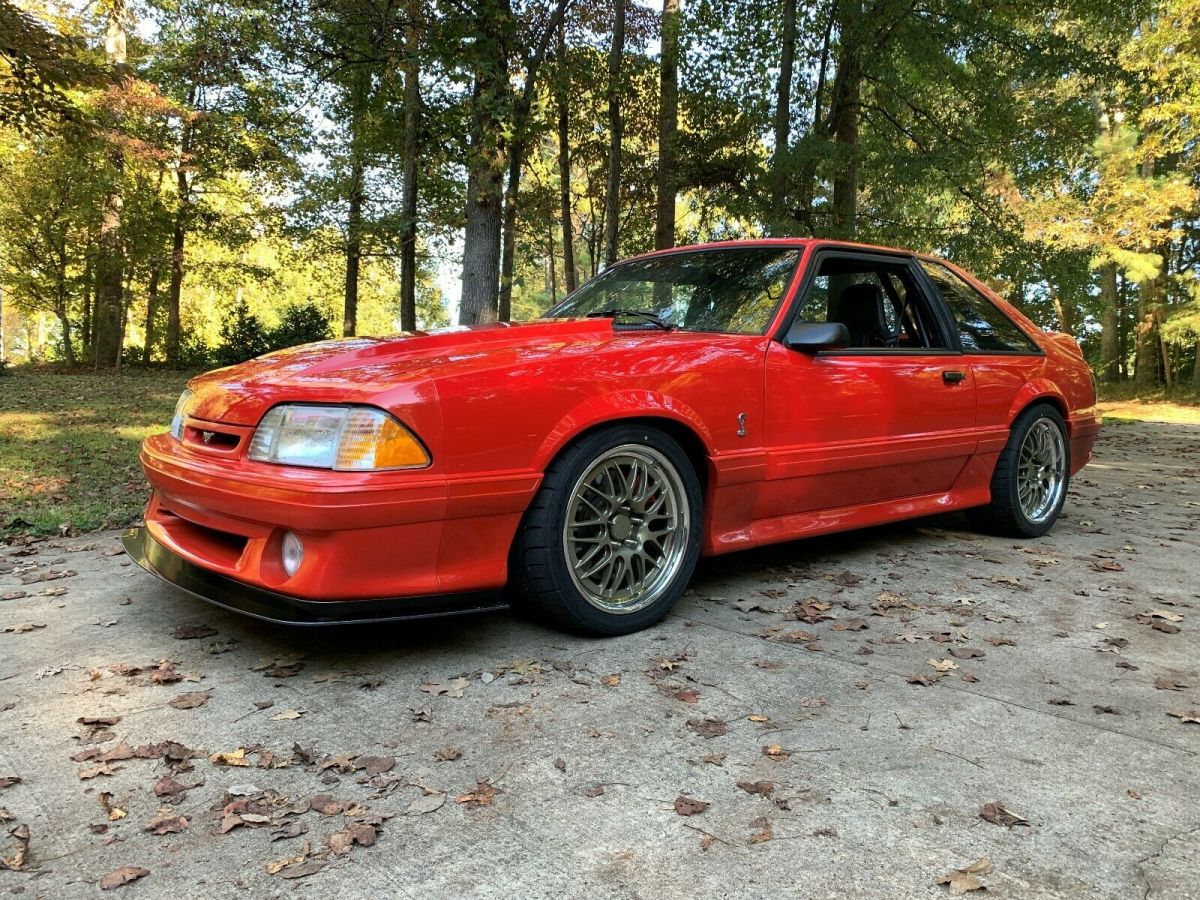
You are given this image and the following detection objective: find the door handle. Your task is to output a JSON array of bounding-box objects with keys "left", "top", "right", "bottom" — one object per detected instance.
[{"left": 942, "top": 370, "right": 966, "bottom": 384}]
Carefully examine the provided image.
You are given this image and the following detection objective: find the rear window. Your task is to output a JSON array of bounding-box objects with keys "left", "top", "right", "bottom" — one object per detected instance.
[{"left": 919, "top": 261, "right": 1038, "bottom": 353}]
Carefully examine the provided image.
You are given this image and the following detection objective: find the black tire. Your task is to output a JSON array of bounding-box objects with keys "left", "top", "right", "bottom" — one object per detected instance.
[
  {"left": 968, "top": 403, "right": 1070, "bottom": 538},
  {"left": 514, "top": 424, "right": 703, "bottom": 636}
]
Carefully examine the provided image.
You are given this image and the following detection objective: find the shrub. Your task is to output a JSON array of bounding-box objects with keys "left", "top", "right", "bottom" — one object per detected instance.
[
  {"left": 214, "top": 299, "right": 270, "bottom": 367},
  {"left": 268, "top": 302, "right": 333, "bottom": 351}
]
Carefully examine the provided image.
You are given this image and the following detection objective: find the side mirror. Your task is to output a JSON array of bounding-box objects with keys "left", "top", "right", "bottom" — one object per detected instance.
[{"left": 783, "top": 321, "right": 850, "bottom": 353}]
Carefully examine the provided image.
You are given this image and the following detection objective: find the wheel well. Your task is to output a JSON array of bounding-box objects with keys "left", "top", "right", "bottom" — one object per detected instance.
[
  {"left": 1015, "top": 395, "right": 1066, "bottom": 424},
  {"left": 554, "top": 416, "right": 711, "bottom": 491}
]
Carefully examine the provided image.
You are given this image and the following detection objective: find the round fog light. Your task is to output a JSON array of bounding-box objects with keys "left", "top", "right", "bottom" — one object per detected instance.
[{"left": 281, "top": 531, "right": 304, "bottom": 577}]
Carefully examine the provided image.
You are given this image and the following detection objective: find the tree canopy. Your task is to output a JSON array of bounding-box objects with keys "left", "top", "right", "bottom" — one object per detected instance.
[{"left": 0, "top": 0, "right": 1197, "bottom": 387}]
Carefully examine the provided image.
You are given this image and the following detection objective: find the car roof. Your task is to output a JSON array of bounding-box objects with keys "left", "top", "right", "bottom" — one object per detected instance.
[{"left": 630, "top": 237, "right": 942, "bottom": 263}]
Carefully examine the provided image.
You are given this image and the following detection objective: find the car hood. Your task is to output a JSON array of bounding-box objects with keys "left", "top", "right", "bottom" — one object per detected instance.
[{"left": 186, "top": 318, "right": 623, "bottom": 425}]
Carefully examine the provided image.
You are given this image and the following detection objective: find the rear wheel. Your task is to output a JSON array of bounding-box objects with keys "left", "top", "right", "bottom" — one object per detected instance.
[
  {"left": 968, "top": 403, "right": 1069, "bottom": 538},
  {"left": 515, "top": 425, "right": 702, "bottom": 636}
]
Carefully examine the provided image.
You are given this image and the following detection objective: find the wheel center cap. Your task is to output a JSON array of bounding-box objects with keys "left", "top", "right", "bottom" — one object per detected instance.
[{"left": 610, "top": 514, "right": 633, "bottom": 541}]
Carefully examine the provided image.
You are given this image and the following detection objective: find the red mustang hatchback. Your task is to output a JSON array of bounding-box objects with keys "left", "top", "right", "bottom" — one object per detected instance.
[{"left": 125, "top": 240, "right": 1101, "bottom": 635}]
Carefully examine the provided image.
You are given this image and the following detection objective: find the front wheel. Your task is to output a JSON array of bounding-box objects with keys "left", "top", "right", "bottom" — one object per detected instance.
[
  {"left": 515, "top": 425, "right": 703, "bottom": 636},
  {"left": 968, "top": 403, "right": 1070, "bottom": 538}
]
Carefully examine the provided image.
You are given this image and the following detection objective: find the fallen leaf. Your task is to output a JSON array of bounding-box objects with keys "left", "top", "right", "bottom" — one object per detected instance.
[
  {"left": 144, "top": 811, "right": 188, "bottom": 835},
  {"left": 1169, "top": 710, "right": 1200, "bottom": 725},
  {"left": 309, "top": 795, "right": 351, "bottom": 815},
  {"left": 279, "top": 860, "right": 325, "bottom": 880},
  {"left": 949, "top": 647, "right": 986, "bottom": 659},
  {"left": 168, "top": 691, "right": 209, "bottom": 710},
  {"left": 1, "top": 823, "right": 29, "bottom": 869},
  {"left": 762, "top": 744, "right": 790, "bottom": 762},
  {"left": 928, "top": 658, "right": 959, "bottom": 673},
  {"left": 980, "top": 802, "right": 1028, "bottom": 828},
  {"left": 405, "top": 791, "right": 446, "bottom": 815},
  {"left": 673, "top": 795, "right": 709, "bottom": 816},
  {"left": 210, "top": 749, "right": 250, "bottom": 767},
  {"left": 748, "top": 815, "right": 774, "bottom": 844},
  {"left": 686, "top": 718, "right": 727, "bottom": 739},
  {"left": 270, "top": 709, "right": 304, "bottom": 721},
  {"left": 79, "top": 763, "right": 120, "bottom": 780},
  {"left": 936, "top": 857, "right": 992, "bottom": 895},
  {"left": 153, "top": 776, "right": 186, "bottom": 799},
  {"left": 1155, "top": 676, "right": 1188, "bottom": 692},
  {"left": 752, "top": 659, "right": 784, "bottom": 670},
  {"left": 100, "top": 866, "right": 150, "bottom": 890},
  {"left": 434, "top": 746, "right": 462, "bottom": 762},
  {"left": 454, "top": 780, "right": 501, "bottom": 808},
  {"left": 700, "top": 753, "right": 725, "bottom": 766},
  {"left": 583, "top": 784, "right": 605, "bottom": 798},
  {"left": 600, "top": 674, "right": 621, "bottom": 687},
  {"left": 420, "top": 677, "right": 469, "bottom": 698},
  {"left": 737, "top": 781, "right": 774, "bottom": 797},
  {"left": 831, "top": 618, "right": 868, "bottom": 632},
  {"left": 674, "top": 689, "right": 700, "bottom": 704},
  {"left": 172, "top": 624, "right": 216, "bottom": 640},
  {"left": 1, "top": 622, "right": 44, "bottom": 634},
  {"left": 354, "top": 755, "right": 395, "bottom": 776}
]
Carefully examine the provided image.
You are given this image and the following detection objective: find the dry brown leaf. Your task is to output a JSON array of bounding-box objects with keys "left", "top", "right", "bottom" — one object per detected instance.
[
  {"left": 686, "top": 718, "right": 727, "bottom": 739},
  {"left": 673, "top": 795, "right": 709, "bottom": 816},
  {"left": 100, "top": 866, "right": 150, "bottom": 890},
  {"left": 600, "top": 674, "right": 621, "bottom": 687},
  {"left": 1169, "top": 710, "right": 1200, "bottom": 725},
  {"left": 420, "top": 677, "right": 469, "bottom": 698},
  {"left": 748, "top": 815, "right": 774, "bottom": 844},
  {"left": 454, "top": 780, "right": 501, "bottom": 808},
  {"left": 434, "top": 746, "right": 462, "bottom": 762},
  {"left": 209, "top": 749, "right": 250, "bottom": 767},
  {"left": 980, "top": 802, "right": 1028, "bottom": 828},
  {"left": 1155, "top": 676, "right": 1188, "bottom": 692},
  {"left": 936, "top": 857, "right": 992, "bottom": 895},
  {"left": 168, "top": 691, "right": 209, "bottom": 710},
  {"left": 144, "top": 811, "right": 188, "bottom": 835}
]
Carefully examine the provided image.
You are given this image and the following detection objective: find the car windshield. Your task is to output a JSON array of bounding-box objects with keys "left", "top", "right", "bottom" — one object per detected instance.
[{"left": 544, "top": 247, "right": 803, "bottom": 335}]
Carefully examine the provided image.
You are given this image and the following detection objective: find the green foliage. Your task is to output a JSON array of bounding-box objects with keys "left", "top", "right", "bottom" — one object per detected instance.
[
  {"left": 214, "top": 298, "right": 270, "bottom": 366},
  {"left": 268, "top": 301, "right": 334, "bottom": 350}
]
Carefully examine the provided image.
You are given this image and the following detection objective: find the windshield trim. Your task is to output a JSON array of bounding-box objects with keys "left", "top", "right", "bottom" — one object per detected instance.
[{"left": 542, "top": 245, "right": 807, "bottom": 336}]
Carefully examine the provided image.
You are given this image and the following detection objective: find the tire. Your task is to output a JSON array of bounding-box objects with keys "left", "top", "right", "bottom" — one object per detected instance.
[
  {"left": 515, "top": 424, "right": 703, "bottom": 636},
  {"left": 968, "top": 403, "right": 1070, "bottom": 538}
]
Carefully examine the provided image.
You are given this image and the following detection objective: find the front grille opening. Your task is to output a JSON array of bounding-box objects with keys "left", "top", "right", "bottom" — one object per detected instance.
[
  {"left": 160, "top": 515, "right": 249, "bottom": 568},
  {"left": 185, "top": 427, "right": 241, "bottom": 450}
]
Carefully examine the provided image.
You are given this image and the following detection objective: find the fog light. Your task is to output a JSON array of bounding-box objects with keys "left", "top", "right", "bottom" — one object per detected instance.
[{"left": 281, "top": 531, "right": 304, "bottom": 577}]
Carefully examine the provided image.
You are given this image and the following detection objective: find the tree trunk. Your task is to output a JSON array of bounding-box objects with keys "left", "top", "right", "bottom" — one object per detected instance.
[
  {"left": 829, "top": 0, "right": 862, "bottom": 237},
  {"left": 143, "top": 262, "right": 160, "bottom": 363},
  {"left": 797, "top": 12, "right": 833, "bottom": 231},
  {"left": 1098, "top": 262, "right": 1119, "bottom": 383},
  {"left": 1051, "top": 289, "right": 1076, "bottom": 338},
  {"left": 768, "top": 0, "right": 797, "bottom": 234},
  {"left": 459, "top": 0, "right": 512, "bottom": 326},
  {"left": 546, "top": 222, "right": 557, "bottom": 303},
  {"left": 556, "top": 26, "right": 577, "bottom": 294},
  {"left": 498, "top": 139, "right": 523, "bottom": 322},
  {"left": 80, "top": 250, "right": 93, "bottom": 357},
  {"left": 93, "top": 0, "right": 128, "bottom": 370},
  {"left": 398, "top": 1, "right": 421, "bottom": 332},
  {"left": 654, "top": 0, "right": 680, "bottom": 251},
  {"left": 1133, "top": 278, "right": 1161, "bottom": 389},
  {"left": 491, "top": 0, "right": 569, "bottom": 322},
  {"left": 1192, "top": 339, "right": 1200, "bottom": 389},
  {"left": 55, "top": 303, "right": 75, "bottom": 367},
  {"left": 602, "top": 0, "right": 626, "bottom": 266},
  {"left": 165, "top": 114, "right": 193, "bottom": 367},
  {"left": 344, "top": 151, "right": 364, "bottom": 337}
]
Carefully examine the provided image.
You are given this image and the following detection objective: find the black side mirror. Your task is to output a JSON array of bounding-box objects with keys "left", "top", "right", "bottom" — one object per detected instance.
[{"left": 783, "top": 321, "right": 850, "bottom": 353}]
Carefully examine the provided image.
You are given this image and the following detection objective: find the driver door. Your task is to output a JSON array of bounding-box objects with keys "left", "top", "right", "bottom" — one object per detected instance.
[{"left": 759, "top": 249, "right": 978, "bottom": 519}]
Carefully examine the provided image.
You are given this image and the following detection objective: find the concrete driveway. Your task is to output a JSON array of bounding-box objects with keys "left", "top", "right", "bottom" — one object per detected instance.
[{"left": 1, "top": 419, "right": 1197, "bottom": 898}]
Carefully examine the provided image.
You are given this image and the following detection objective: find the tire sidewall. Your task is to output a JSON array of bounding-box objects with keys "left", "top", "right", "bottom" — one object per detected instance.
[
  {"left": 1003, "top": 405, "right": 1070, "bottom": 537},
  {"left": 532, "top": 425, "right": 703, "bottom": 635}
]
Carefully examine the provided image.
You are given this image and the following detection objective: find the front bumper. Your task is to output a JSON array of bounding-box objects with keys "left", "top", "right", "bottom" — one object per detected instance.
[{"left": 123, "top": 526, "right": 507, "bottom": 626}]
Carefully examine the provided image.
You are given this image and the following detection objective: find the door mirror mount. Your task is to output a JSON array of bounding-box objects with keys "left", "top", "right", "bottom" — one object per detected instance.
[{"left": 783, "top": 321, "right": 850, "bottom": 353}]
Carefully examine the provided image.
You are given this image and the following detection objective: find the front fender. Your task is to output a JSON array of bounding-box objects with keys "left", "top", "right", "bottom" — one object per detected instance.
[{"left": 532, "top": 390, "right": 715, "bottom": 471}]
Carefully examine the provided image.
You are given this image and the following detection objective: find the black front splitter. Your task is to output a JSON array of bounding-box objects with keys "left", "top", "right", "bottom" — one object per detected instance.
[{"left": 121, "top": 526, "right": 508, "bottom": 626}]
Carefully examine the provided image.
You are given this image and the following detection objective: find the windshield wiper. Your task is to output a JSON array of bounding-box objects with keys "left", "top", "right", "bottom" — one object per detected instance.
[{"left": 585, "top": 308, "right": 673, "bottom": 330}]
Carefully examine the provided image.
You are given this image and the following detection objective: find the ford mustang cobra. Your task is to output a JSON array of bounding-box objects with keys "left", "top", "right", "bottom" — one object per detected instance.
[{"left": 124, "top": 240, "right": 1101, "bottom": 635}]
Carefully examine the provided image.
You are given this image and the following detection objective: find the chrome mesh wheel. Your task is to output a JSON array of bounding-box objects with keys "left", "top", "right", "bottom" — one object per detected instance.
[
  {"left": 1017, "top": 418, "right": 1066, "bottom": 524},
  {"left": 562, "top": 444, "right": 689, "bottom": 614}
]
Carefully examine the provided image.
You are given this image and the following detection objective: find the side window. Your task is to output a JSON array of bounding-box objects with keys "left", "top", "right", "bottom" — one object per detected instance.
[
  {"left": 919, "top": 261, "right": 1038, "bottom": 353},
  {"left": 795, "top": 256, "right": 947, "bottom": 350}
]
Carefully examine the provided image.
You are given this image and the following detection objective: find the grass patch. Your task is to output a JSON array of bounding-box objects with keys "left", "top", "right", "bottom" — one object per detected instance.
[{"left": 0, "top": 368, "right": 190, "bottom": 534}]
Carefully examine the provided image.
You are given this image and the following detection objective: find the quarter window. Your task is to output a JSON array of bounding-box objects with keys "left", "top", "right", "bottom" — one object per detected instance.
[{"left": 919, "top": 261, "right": 1038, "bottom": 353}]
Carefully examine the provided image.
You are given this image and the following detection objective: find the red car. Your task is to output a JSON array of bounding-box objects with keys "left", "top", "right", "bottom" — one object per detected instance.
[{"left": 125, "top": 239, "right": 1101, "bottom": 635}]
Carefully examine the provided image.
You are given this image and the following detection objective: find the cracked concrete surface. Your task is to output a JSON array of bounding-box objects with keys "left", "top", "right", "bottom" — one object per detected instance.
[{"left": 0, "top": 419, "right": 1197, "bottom": 898}]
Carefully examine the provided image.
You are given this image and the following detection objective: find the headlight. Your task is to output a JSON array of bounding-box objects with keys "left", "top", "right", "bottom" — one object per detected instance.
[
  {"left": 247, "top": 405, "right": 430, "bottom": 470},
  {"left": 170, "top": 389, "right": 193, "bottom": 440}
]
